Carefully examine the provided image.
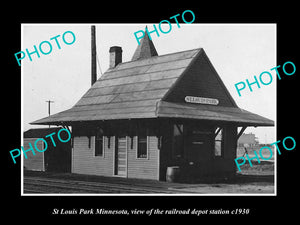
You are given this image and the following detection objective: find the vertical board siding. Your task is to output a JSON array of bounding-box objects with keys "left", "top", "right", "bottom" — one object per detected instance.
[
  {"left": 72, "top": 136, "right": 114, "bottom": 176},
  {"left": 23, "top": 138, "right": 44, "bottom": 171},
  {"left": 127, "top": 136, "right": 159, "bottom": 180}
]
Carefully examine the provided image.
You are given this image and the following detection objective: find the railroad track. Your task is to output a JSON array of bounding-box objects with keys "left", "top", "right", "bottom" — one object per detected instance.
[{"left": 23, "top": 176, "right": 193, "bottom": 194}]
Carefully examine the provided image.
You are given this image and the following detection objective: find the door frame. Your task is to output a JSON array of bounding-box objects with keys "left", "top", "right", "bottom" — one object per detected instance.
[{"left": 113, "top": 135, "right": 128, "bottom": 177}]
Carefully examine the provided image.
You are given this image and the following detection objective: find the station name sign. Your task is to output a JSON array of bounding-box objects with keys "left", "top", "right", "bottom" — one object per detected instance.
[{"left": 185, "top": 96, "right": 219, "bottom": 105}]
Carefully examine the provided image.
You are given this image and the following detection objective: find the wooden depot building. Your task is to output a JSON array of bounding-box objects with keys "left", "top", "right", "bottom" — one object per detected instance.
[{"left": 31, "top": 28, "right": 274, "bottom": 181}]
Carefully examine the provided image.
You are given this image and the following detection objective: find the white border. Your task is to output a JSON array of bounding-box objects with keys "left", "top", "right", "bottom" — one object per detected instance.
[{"left": 21, "top": 23, "right": 24, "bottom": 195}]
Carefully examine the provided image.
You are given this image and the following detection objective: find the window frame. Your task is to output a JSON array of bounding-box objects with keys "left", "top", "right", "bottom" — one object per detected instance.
[
  {"left": 94, "top": 129, "right": 104, "bottom": 158},
  {"left": 136, "top": 129, "right": 149, "bottom": 160}
]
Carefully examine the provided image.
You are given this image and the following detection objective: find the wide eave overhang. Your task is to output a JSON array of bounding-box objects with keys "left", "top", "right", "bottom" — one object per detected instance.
[{"left": 31, "top": 100, "right": 274, "bottom": 127}]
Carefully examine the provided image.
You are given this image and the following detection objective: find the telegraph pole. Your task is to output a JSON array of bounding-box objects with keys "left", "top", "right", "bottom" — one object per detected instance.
[
  {"left": 46, "top": 100, "right": 54, "bottom": 128},
  {"left": 91, "top": 25, "right": 97, "bottom": 86}
]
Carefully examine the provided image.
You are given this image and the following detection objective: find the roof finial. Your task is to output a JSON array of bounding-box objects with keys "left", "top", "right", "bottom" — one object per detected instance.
[{"left": 131, "top": 26, "right": 158, "bottom": 61}]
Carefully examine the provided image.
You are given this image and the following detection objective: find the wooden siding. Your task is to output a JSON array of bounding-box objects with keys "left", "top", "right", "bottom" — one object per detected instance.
[
  {"left": 72, "top": 136, "right": 115, "bottom": 176},
  {"left": 72, "top": 135, "right": 159, "bottom": 180},
  {"left": 127, "top": 136, "right": 159, "bottom": 180},
  {"left": 23, "top": 138, "right": 44, "bottom": 171}
]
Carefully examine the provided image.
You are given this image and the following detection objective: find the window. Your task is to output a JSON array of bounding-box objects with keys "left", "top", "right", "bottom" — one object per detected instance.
[
  {"left": 173, "top": 124, "right": 184, "bottom": 158},
  {"left": 95, "top": 128, "right": 103, "bottom": 157},
  {"left": 137, "top": 128, "right": 147, "bottom": 159},
  {"left": 214, "top": 127, "right": 223, "bottom": 157}
]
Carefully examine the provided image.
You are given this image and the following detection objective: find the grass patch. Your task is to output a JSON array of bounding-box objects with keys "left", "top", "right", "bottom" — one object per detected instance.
[{"left": 238, "top": 160, "right": 274, "bottom": 175}]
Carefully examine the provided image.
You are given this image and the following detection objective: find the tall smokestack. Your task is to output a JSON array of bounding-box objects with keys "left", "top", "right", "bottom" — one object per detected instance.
[{"left": 91, "top": 25, "right": 97, "bottom": 86}]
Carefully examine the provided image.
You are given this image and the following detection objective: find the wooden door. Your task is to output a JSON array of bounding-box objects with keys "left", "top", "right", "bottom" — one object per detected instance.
[
  {"left": 186, "top": 129, "right": 213, "bottom": 162},
  {"left": 114, "top": 136, "right": 127, "bottom": 176}
]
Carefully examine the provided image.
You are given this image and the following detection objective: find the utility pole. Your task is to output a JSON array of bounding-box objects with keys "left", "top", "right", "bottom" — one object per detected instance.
[
  {"left": 91, "top": 25, "right": 97, "bottom": 86},
  {"left": 46, "top": 100, "right": 54, "bottom": 128}
]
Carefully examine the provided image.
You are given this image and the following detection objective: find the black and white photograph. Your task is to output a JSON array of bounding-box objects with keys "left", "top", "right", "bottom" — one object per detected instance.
[
  {"left": 4, "top": 6, "right": 298, "bottom": 220},
  {"left": 21, "top": 24, "right": 276, "bottom": 195}
]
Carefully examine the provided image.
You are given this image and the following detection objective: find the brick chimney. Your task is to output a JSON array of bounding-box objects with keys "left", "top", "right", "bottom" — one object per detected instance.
[{"left": 109, "top": 46, "right": 122, "bottom": 68}]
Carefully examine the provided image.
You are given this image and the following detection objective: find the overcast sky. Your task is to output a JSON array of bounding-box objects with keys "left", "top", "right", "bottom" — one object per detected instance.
[{"left": 22, "top": 23, "right": 276, "bottom": 143}]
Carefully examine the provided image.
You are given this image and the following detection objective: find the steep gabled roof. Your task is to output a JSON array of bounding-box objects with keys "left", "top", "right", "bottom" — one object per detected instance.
[
  {"left": 31, "top": 48, "right": 274, "bottom": 127},
  {"left": 32, "top": 48, "right": 200, "bottom": 125}
]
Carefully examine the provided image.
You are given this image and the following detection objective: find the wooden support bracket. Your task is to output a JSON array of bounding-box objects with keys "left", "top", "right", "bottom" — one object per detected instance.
[
  {"left": 237, "top": 126, "right": 247, "bottom": 140},
  {"left": 214, "top": 127, "right": 222, "bottom": 138},
  {"left": 175, "top": 123, "right": 183, "bottom": 135}
]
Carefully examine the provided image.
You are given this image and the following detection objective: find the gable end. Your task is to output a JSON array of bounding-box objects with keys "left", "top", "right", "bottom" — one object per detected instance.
[{"left": 162, "top": 49, "right": 238, "bottom": 108}]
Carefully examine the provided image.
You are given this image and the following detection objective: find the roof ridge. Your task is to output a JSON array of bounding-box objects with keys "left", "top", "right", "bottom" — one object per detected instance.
[{"left": 108, "top": 47, "right": 202, "bottom": 70}]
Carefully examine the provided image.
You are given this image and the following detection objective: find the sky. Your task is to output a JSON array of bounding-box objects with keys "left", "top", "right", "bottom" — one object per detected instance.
[{"left": 22, "top": 23, "right": 276, "bottom": 143}]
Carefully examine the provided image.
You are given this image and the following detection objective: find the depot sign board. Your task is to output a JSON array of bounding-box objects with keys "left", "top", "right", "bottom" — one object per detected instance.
[{"left": 185, "top": 96, "right": 219, "bottom": 105}]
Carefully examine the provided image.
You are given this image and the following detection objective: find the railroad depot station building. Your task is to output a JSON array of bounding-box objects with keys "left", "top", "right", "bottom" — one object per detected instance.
[{"left": 30, "top": 28, "right": 274, "bottom": 181}]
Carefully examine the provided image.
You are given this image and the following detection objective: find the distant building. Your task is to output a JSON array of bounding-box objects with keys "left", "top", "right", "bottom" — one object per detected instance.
[
  {"left": 24, "top": 128, "right": 71, "bottom": 172},
  {"left": 238, "top": 133, "right": 259, "bottom": 147}
]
